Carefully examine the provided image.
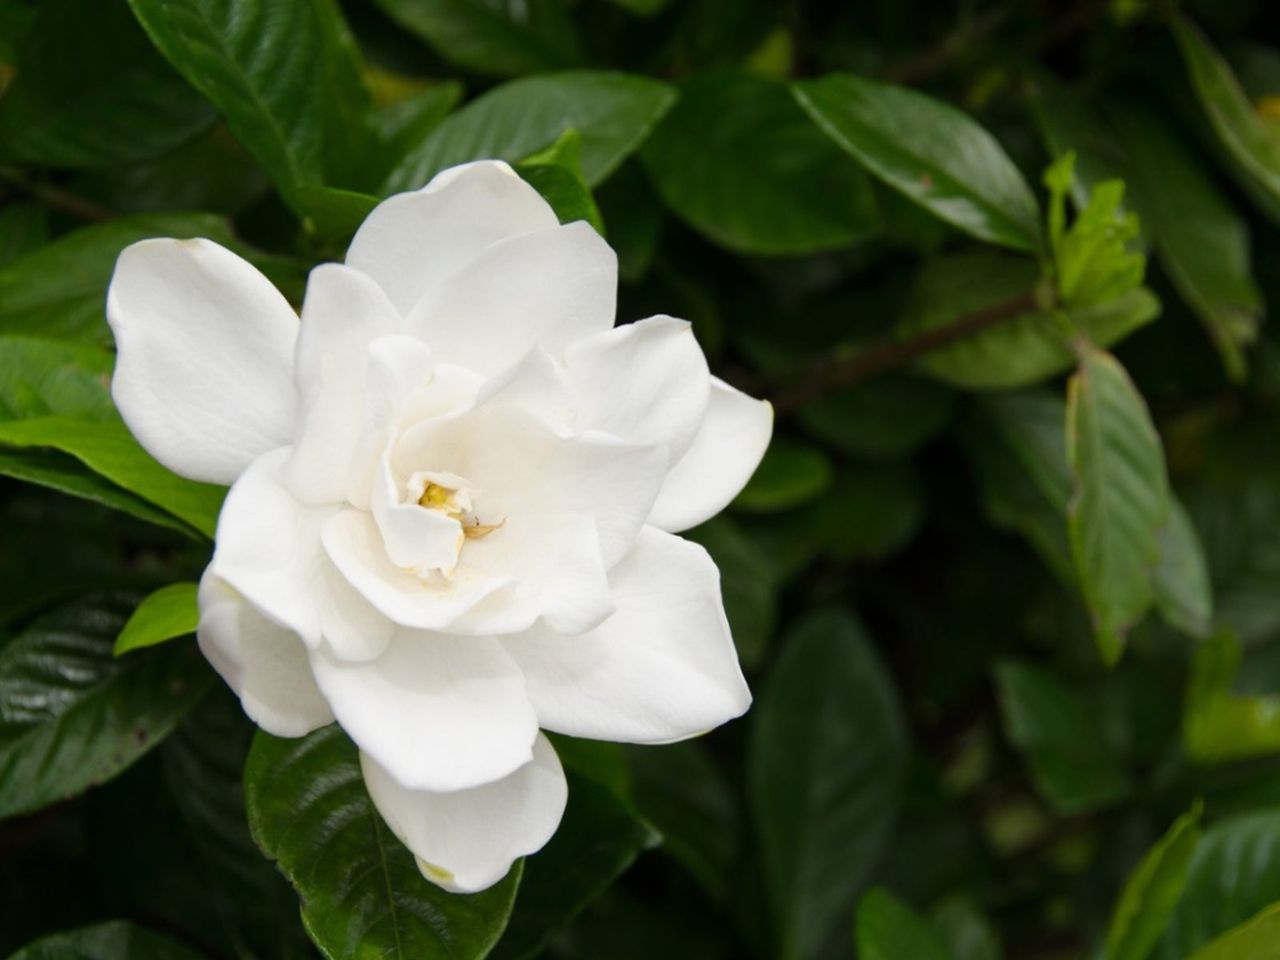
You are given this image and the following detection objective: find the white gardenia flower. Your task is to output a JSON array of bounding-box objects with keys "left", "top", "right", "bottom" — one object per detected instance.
[{"left": 106, "top": 160, "right": 772, "bottom": 893}]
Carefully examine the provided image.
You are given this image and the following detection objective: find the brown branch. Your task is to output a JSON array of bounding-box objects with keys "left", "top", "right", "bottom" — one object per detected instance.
[
  {"left": 0, "top": 169, "right": 114, "bottom": 222},
  {"left": 771, "top": 288, "right": 1045, "bottom": 414}
]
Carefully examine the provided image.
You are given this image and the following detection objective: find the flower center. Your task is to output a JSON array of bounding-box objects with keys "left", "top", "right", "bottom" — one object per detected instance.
[{"left": 408, "top": 471, "right": 503, "bottom": 545}]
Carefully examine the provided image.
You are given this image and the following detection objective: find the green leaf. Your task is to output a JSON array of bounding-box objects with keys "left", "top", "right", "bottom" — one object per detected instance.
[
  {"left": 856, "top": 888, "right": 957, "bottom": 960},
  {"left": 1154, "top": 499, "right": 1215, "bottom": 640},
  {"left": 994, "top": 661, "right": 1131, "bottom": 814},
  {"left": 896, "top": 254, "right": 1157, "bottom": 390},
  {"left": 797, "top": 375, "right": 954, "bottom": 459},
  {"left": 1029, "top": 72, "right": 1129, "bottom": 211},
  {"left": 490, "top": 774, "right": 658, "bottom": 960},
  {"left": 0, "top": 594, "right": 213, "bottom": 820},
  {"left": 1107, "top": 802, "right": 1204, "bottom": 960},
  {"left": 0, "top": 417, "right": 225, "bottom": 538},
  {"left": 733, "top": 437, "right": 832, "bottom": 513},
  {"left": 931, "top": 899, "right": 1003, "bottom": 960},
  {"left": 5, "top": 920, "right": 205, "bottom": 960},
  {"left": 1184, "top": 632, "right": 1280, "bottom": 763},
  {"left": 0, "top": 203, "right": 49, "bottom": 269},
  {"left": 807, "top": 463, "right": 925, "bottom": 562},
  {"left": 380, "top": 71, "right": 675, "bottom": 193},
  {"left": 1172, "top": 17, "right": 1280, "bottom": 211},
  {"left": 126, "top": 0, "right": 374, "bottom": 226},
  {"left": 0, "top": 336, "right": 115, "bottom": 422},
  {"left": 114, "top": 583, "right": 199, "bottom": 656},
  {"left": 1157, "top": 808, "right": 1280, "bottom": 958},
  {"left": 0, "top": 0, "right": 214, "bottom": 169},
  {"left": 516, "top": 129, "right": 605, "bottom": 233},
  {"left": 1189, "top": 901, "right": 1280, "bottom": 960},
  {"left": 1066, "top": 343, "right": 1170, "bottom": 663},
  {"left": 793, "top": 74, "right": 1041, "bottom": 252},
  {"left": 641, "top": 72, "right": 878, "bottom": 255},
  {"left": 244, "top": 724, "right": 522, "bottom": 960},
  {"left": 1111, "top": 103, "right": 1262, "bottom": 382},
  {"left": 365, "top": 81, "right": 463, "bottom": 191},
  {"left": 0, "top": 212, "right": 242, "bottom": 346},
  {"left": 372, "top": 0, "right": 582, "bottom": 77},
  {"left": 685, "top": 517, "right": 776, "bottom": 668},
  {"left": 749, "top": 609, "right": 908, "bottom": 960}
]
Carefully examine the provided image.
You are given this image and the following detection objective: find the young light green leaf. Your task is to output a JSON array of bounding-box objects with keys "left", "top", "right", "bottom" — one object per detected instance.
[
  {"left": 1154, "top": 499, "right": 1215, "bottom": 640},
  {"left": 1029, "top": 72, "right": 1130, "bottom": 211},
  {"left": 114, "top": 582, "right": 199, "bottom": 657},
  {"left": 994, "top": 661, "right": 1131, "bottom": 814},
  {"left": 5, "top": 921, "right": 205, "bottom": 960},
  {"left": 0, "top": 0, "right": 214, "bottom": 169},
  {"left": 1172, "top": 16, "right": 1280, "bottom": 210},
  {"left": 372, "top": 0, "right": 582, "bottom": 77},
  {"left": 381, "top": 71, "right": 676, "bottom": 193},
  {"left": 1156, "top": 809, "right": 1280, "bottom": 958},
  {"left": 641, "top": 71, "right": 879, "bottom": 255},
  {"left": 244, "top": 724, "right": 523, "bottom": 960},
  {"left": 0, "top": 212, "right": 240, "bottom": 346},
  {"left": 1188, "top": 901, "right": 1280, "bottom": 960},
  {"left": 1106, "top": 802, "right": 1204, "bottom": 960},
  {"left": 1111, "top": 103, "right": 1262, "bottom": 382},
  {"left": 749, "top": 609, "right": 908, "bottom": 960},
  {"left": 793, "top": 73, "right": 1041, "bottom": 252},
  {"left": 856, "top": 888, "right": 957, "bottom": 960},
  {"left": 0, "top": 416, "right": 225, "bottom": 538},
  {"left": 0, "top": 594, "right": 214, "bottom": 820},
  {"left": 1066, "top": 343, "right": 1170, "bottom": 663},
  {"left": 1184, "top": 631, "right": 1280, "bottom": 763}
]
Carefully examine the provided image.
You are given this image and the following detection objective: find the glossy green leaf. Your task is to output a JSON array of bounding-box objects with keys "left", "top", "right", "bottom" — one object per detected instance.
[
  {"left": 994, "top": 661, "right": 1131, "bottom": 814},
  {"left": 749, "top": 609, "right": 908, "bottom": 960},
  {"left": 114, "top": 583, "right": 199, "bottom": 656},
  {"left": 0, "top": 0, "right": 214, "bottom": 169},
  {"left": 1189, "top": 901, "right": 1280, "bottom": 960},
  {"left": 372, "top": 0, "right": 582, "bottom": 77},
  {"left": 642, "top": 72, "right": 878, "bottom": 254},
  {"left": 5, "top": 921, "right": 205, "bottom": 960},
  {"left": 1184, "top": 632, "right": 1280, "bottom": 763},
  {"left": 896, "top": 253, "right": 1157, "bottom": 390},
  {"left": 685, "top": 517, "right": 776, "bottom": 668},
  {"left": 381, "top": 71, "right": 675, "bottom": 193},
  {"left": 793, "top": 74, "right": 1041, "bottom": 251},
  {"left": 0, "top": 336, "right": 115, "bottom": 422},
  {"left": 733, "top": 437, "right": 832, "bottom": 512},
  {"left": 365, "top": 81, "right": 463, "bottom": 191},
  {"left": 1156, "top": 808, "right": 1280, "bottom": 958},
  {"left": 797, "top": 375, "right": 954, "bottom": 459},
  {"left": 1107, "top": 802, "right": 1203, "bottom": 960},
  {"left": 1066, "top": 343, "right": 1170, "bottom": 663},
  {"left": 491, "top": 774, "right": 658, "bottom": 960},
  {"left": 517, "top": 129, "right": 605, "bottom": 233},
  {"left": 1154, "top": 499, "right": 1215, "bottom": 640},
  {"left": 0, "top": 594, "right": 214, "bottom": 820},
  {"left": 1173, "top": 17, "right": 1280, "bottom": 210},
  {"left": 127, "top": 0, "right": 374, "bottom": 226},
  {"left": 856, "top": 888, "right": 956, "bottom": 960},
  {"left": 0, "top": 417, "right": 225, "bottom": 538},
  {"left": 0, "top": 213, "right": 240, "bottom": 346},
  {"left": 245, "top": 724, "right": 523, "bottom": 960},
  {"left": 1112, "top": 103, "right": 1262, "bottom": 382}
]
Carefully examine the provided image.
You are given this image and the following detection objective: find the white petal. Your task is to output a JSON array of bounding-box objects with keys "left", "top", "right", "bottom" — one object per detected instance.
[
  {"left": 502, "top": 526, "right": 751, "bottom": 743},
  {"left": 394, "top": 406, "right": 666, "bottom": 567},
  {"left": 196, "top": 568, "right": 333, "bottom": 737},
  {"left": 564, "top": 315, "right": 710, "bottom": 463},
  {"left": 648, "top": 378, "right": 773, "bottom": 533},
  {"left": 285, "top": 264, "right": 400, "bottom": 504},
  {"left": 211, "top": 449, "right": 393, "bottom": 660},
  {"left": 405, "top": 221, "right": 617, "bottom": 378},
  {"left": 347, "top": 160, "right": 559, "bottom": 314},
  {"left": 360, "top": 733, "right": 566, "bottom": 893},
  {"left": 310, "top": 629, "right": 538, "bottom": 792},
  {"left": 107, "top": 238, "right": 299, "bottom": 485}
]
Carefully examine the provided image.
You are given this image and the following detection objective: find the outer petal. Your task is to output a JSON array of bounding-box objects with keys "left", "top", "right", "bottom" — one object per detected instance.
[
  {"left": 405, "top": 221, "right": 617, "bottom": 377},
  {"left": 310, "top": 630, "right": 538, "bottom": 792},
  {"left": 211, "top": 449, "right": 393, "bottom": 661},
  {"left": 196, "top": 569, "right": 333, "bottom": 737},
  {"left": 564, "top": 315, "right": 710, "bottom": 463},
  {"left": 502, "top": 526, "right": 751, "bottom": 743},
  {"left": 360, "top": 733, "right": 566, "bottom": 893},
  {"left": 107, "top": 238, "right": 299, "bottom": 485},
  {"left": 285, "top": 264, "right": 400, "bottom": 504},
  {"left": 647, "top": 377, "right": 773, "bottom": 533},
  {"left": 347, "top": 160, "right": 559, "bottom": 314}
]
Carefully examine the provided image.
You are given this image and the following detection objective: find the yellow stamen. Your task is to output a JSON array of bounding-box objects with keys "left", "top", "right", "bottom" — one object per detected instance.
[{"left": 463, "top": 519, "right": 505, "bottom": 540}]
